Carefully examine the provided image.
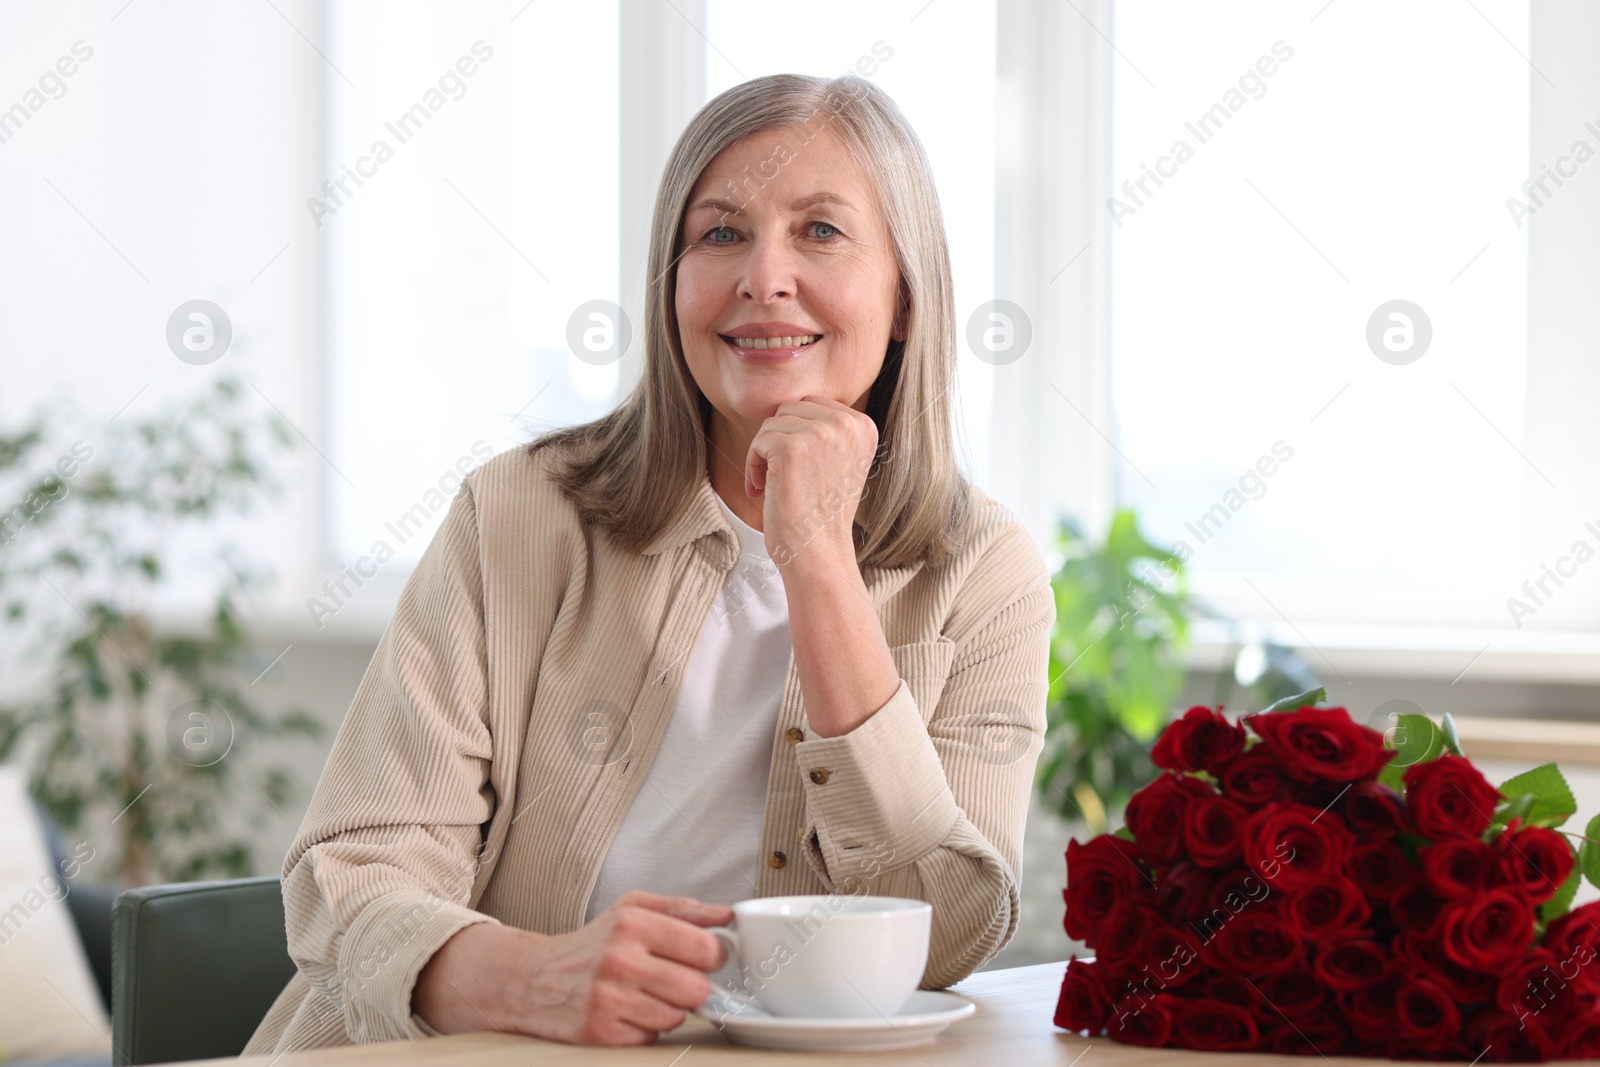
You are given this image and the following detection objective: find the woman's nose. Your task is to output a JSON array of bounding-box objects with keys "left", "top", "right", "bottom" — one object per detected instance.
[{"left": 737, "top": 233, "right": 796, "bottom": 303}]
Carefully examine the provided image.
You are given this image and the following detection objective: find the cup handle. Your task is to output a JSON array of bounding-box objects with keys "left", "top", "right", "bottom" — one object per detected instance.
[
  {"left": 708, "top": 924, "right": 740, "bottom": 963},
  {"left": 699, "top": 926, "right": 757, "bottom": 1023}
]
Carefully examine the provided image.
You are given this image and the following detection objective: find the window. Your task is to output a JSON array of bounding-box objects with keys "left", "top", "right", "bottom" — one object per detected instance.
[
  {"left": 326, "top": 0, "right": 616, "bottom": 567},
  {"left": 1110, "top": 0, "right": 1532, "bottom": 630},
  {"left": 507, "top": 1, "right": 622, "bottom": 415}
]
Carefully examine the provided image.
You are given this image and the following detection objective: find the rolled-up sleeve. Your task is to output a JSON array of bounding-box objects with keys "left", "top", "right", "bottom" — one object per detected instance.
[
  {"left": 280, "top": 480, "right": 502, "bottom": 1044},
  {"left": 795, "top": 518, "right": 1054, "bottom": 988}
]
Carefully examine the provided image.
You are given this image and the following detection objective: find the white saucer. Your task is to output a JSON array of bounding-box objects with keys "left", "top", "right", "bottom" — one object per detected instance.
[{"left": 693, "top": 988, "right": 976, "bottom": 1052}]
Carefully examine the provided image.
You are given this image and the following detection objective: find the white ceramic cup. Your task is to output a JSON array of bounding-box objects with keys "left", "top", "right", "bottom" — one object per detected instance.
[{"left": 706, "top": 895, "right": 931, "bottom": 1019}]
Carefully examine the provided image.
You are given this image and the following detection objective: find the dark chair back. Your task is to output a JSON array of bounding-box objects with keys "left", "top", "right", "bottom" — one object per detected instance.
[{"left": 112, "top": 877, "right": 296, "bottom": 1065}]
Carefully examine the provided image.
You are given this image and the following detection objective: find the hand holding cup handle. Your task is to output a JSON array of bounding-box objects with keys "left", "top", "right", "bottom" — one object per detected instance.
[
  {"left": 701, "top": 924, "right": 765, "bottom": 1019},
  {"left": 413, "top": 890, "right": 732, "bottom": 1046}
]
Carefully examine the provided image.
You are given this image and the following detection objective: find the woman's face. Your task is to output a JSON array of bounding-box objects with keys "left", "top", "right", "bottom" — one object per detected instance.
[{"left": 675, "top": 124, "right": 905, "bottom": 433}]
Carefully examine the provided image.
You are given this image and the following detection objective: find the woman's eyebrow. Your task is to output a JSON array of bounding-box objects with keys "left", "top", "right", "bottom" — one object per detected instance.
[
  {"left": 687, "top": 197, "right": 744, "bottom": 217},
  {"left": 685, "top": 191, "right": 857, "bottom": 217},
  {"left": 789, "top": 191, "right": 855, "bottom": 212}
]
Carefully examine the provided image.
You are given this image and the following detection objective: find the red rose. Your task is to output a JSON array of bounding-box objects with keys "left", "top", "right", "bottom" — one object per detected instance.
[
  {"left": 1390, "top": 873, "right": 1443, "bottom": 935},
  {"left": 1093, "top": 898, "right": 1158, "bottom": 973},
  {"left": 1494, "top": 947, "right": 1587, "bottom": 1026},
  {"left": 1140, "top": 923, "right": 1203, "bottom": 990},
  {"left": 1264, "top": 1009, "right": 1354, "bottom": 1057},
  {"left": 1194, "top": 867, "right": 1276, "bottom": 944},
  {"left": 1467, "top": 1005, "right": 1559, "bottom": 1062},
  {"left": 1053, "top": 956, "right": 1112, "bottom": 1033},
  {"left": 1183, "top": 795, "right": 1251, "bottom": 868},
  {"left": 1202, "top": 911, "right": 1304, "bottom": 976},
  {"left": 1256, "top": 971, "right": 1325, "bottom": 1020},
  {"left": 1108, "top": 992, "right": 1174, "bottom": 1047},
  {"left": 1243, "top": 706, "right": 1390, "bottom": 783},
  {"left": 1496, "top": 824, "right": 1576, "bottom": 905},
  {"left": 1284, "top": 877, "right": 1371, "bottom": 940},
  {"left": 1338, "top": 779, "right": 1405, "bottom": 837},
  {"left": 1419, "top": 837, "right": 1498, "bottom": 898},
  {"left": 1542, "top": 901, "right": 1600, "bottom": 996},
  {"left": 1217, "top": 748, "right": 1291, "bottom": 807},
  {"left": 1439, "top": 888, "right": 1535, "bottom": 969},
  {"left": 1314, "top": 939, "right": 1386, "bottom": 991},
  {"left": 1343, "top": 966, "right": 1403, "bottom": 1037},
  {"left": 1241, "top": 803, "right": 1354, "bottom": 890},
  {"left": 1347, "top": 840, "right": 1410, "bottom": 902},
  {"left": 1394, "top": 931, "right": 1499, "bottom": 1005},
  {"left": 1291, "top": 777, "right": 1355, "bottom": 812},
  {"left": 1560, "top": 1012, "right": 1600, "bottom": 1060},
  {"left": 1063, "top": 835, "right": 1150, "bottom": 943},
  {"left": 1403, "top": 754, "right": 1501, "bottom": 839},
  {"left": 1155, "top": 861, "right": 1218, "bottom": 924},
  {"left": 1168, "top": 997, "right": 1260, "bottom": 1051},
  {"left": 1124, "top": 772, "right": 1213, "bottom": 867},
  {"left": 1202, "top": 969, "right": 1259, "bottom": 1010},
  {"left": 1151, "top": 705, "right": 1246, "bottom": 773},
  {"left": 1394, "top": 976, "right": 1461, "bottom": 1045}
]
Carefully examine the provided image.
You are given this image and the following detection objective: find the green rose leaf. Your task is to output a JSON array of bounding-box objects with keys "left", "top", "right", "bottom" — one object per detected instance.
[
  {"left": 1579, "top": 813, "right": 1600, "bottom": 891},
  {"left": 1388, "top": 714, "right": 1444, "bottom": 773},
  {"left": 1113, "top": 826, "right": 1136, "bottom": 842},
  {"left": 1494, "top": 792, "right": 1537, "bottom": 830},
  {"left": 1263, "top": 687, "right": 1326, "bottom": 714},
  {"left": 1543, "top": 857, "right": 1581, "bottom": 923},
  {"left": 1496, "top": 764, "right": 1576, "bottom": 829}
]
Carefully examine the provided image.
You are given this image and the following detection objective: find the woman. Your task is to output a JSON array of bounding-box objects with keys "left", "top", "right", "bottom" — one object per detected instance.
[{"left": 244, "top": 71, "right": 1053, "bottom": 1053}]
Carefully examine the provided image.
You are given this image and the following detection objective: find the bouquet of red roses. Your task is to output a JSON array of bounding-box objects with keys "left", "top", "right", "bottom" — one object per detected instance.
[{"left": 1053, "top": 689, "right": 1600, "bottom": 1061}]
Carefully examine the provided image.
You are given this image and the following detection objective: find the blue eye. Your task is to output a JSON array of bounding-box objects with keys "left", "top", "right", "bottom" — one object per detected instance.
[
  {"left": 812, "top": 221, "right": 839, "bottom": 239},
  {"left": 704, "top": 226, "right": 737, "bottom": 244}
]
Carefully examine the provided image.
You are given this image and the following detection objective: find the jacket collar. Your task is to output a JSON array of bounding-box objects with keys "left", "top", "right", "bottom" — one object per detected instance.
[{"left": 640, "top": 467, "right": 736, "bottom": 561}]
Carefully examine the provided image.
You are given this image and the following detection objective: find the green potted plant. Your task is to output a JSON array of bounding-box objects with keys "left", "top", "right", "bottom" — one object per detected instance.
[
  {"left": 0, "top": 376, "right": 320, "bottom": 885},
  {"left": 1037, "top": 509, "right": 1190, "bottom": 832},
  {"left": 1036, "top": 509, "right": 1329, "bottom": 832}
]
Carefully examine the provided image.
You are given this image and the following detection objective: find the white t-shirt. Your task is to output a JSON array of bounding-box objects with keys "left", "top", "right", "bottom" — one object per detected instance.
[{"left": 583, "top": 490, "right": 791, "bottom": 924}]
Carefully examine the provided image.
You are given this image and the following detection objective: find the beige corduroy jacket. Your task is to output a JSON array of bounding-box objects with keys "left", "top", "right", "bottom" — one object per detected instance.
[{"left": 243, "top": 443, "right": 1054, "bottom": 1055}]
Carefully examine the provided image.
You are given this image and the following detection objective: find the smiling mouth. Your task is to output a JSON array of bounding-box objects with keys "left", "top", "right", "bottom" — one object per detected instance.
[{"left": 720, "top": 333, "right": 821, "bottom": 350}]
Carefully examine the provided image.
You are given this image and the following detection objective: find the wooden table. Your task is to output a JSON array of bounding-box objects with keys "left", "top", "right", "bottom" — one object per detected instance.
[{"left": 206, "top": 960, "right": 1482, "bottom": 1065}]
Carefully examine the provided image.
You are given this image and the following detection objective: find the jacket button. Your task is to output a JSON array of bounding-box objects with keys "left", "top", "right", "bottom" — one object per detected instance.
[
  {"left": 785, "top": 726, "right": 804, "bottom": 745},
  {"left": 768, "top": 850, "right": 787, "bottom": 869},
  {"left": 809, "top": 767, "right": 830, "bottom": 785}
]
